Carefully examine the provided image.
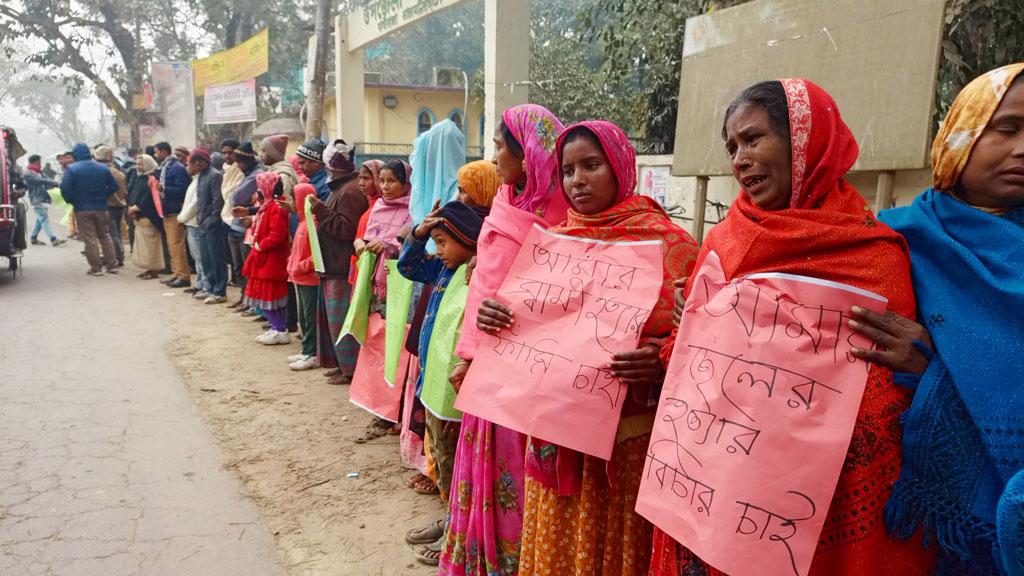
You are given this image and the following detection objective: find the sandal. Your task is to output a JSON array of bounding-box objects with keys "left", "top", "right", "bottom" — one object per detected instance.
[
  {"left": 415, "top": 536, "right": 444, "bottom": 566},
  {"left": 405, "top": 519, "right": 445, "bottom": 545},
  {"left": 322, "top": 367, "right": 341, "bottom": 378},
  {"left": 326, "top": 373, "right": 352, "bottom": 386},
  {"left": 354, "top": 420, "right": 390, "bottom": 444},
  {"left": 413, "top": 477, "right": 439, "bottom": 495}
]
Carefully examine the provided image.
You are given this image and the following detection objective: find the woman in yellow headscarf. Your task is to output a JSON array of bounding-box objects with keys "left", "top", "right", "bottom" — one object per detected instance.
[
  {"left": 852, "top": 63, "right": 1024, "bottom": 576},
  {"left": 457, "top": 159, "right": 501, "bottom": 212}
]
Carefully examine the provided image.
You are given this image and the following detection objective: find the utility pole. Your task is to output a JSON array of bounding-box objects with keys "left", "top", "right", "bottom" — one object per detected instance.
[{"left": 305, "top": 0, "right": 331, "bottom": 140}]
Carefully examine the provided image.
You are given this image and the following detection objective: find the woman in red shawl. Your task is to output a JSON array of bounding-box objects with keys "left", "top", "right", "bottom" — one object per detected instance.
[
  {"left": 476, "top": 121, "right": 699, "bottom": 576},
  {"left": 648, "top": 80, "right": 935, "bottom": 576},
  {"left": 350, "top": 159, "right": 383, "bottom": 284}
]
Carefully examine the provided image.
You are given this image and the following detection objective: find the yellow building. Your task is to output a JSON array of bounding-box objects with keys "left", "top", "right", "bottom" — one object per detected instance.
[{"left": 324, "top": 79, "right": 485, "bottom": 157}]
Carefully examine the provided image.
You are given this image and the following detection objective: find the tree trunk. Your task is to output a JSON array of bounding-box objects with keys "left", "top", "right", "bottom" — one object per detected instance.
[{"left": 305, "top": 0, "right": 331, "bottom": 140}]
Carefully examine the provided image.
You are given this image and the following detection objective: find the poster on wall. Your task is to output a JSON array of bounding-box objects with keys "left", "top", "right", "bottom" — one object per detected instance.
[
  {"left": 640, "top": 166, "right": 671, "bottom": 206},
  {"left": 151, "top": 62, "right": 197, "bottom": 148},
  {"left": 203, "top": 80, "right": 258, "bottom": 124}
]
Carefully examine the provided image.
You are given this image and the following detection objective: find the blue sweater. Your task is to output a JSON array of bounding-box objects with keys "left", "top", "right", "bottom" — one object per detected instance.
[
  {"left": 397, "top": 235, "right": 456, "bottom": 396},
  {"left": 59, "top": 143, "right": 118, "bottom": 211}
]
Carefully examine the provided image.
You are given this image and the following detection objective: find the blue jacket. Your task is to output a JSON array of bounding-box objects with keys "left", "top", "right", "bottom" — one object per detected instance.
[
  {"left": 159, "top": 157, "right": 191, "bottom": 216},
  {"left": 59, "top": 143, "right": 117, "bottom": 211}
]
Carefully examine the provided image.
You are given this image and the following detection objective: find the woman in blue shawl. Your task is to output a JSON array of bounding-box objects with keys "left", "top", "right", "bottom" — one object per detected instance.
[
  {"left": 409, "top": 118, "right": 466, "bottom": 226},
  {"left": 849, "top": 63, "right": 1024, "bottom": 576}
]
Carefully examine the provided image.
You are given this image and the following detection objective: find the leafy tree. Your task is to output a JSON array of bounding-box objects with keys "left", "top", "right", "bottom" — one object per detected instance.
[
  {"left": 939, "top": 0, "right": 1024, "bottom": 119},
  {"left": 363, "top": 0, "right": 485, "bottom": 86},
  {"left": 5, "top": 76, "right": 91, "bottom": 146},
  {"left": 529, "top": 0, "right": 639, "bottom": 130},
  {"left": 581, "top": 0, "right": 744, "bottom": 150},
  {"left": 583, "top": 0, "right": 1024, "bottom": 151},
  {"left": 0, "top": 0, "right": 157, "bottom": 145}
]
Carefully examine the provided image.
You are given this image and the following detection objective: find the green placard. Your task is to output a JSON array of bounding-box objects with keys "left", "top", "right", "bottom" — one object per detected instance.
[
  {"left": 305, "top": 195, "right": 325, "bottom": 273},
  {"left": 338, "top": 251, "right": 378, "bottom": 345},
  {"left": 384, "top": 259, "right": 414, "bottom": 386},
  {"left": 420, "top": 265, "right": 469, "bottom": 422}
]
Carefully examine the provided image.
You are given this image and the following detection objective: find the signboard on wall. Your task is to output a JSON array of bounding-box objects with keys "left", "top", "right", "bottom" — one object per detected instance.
[
  {"left": 347, "top": 0, "right": 467, "bottom": 51},
  {"left": 192, "top": 28, "right": 270, "bottom": 96},
  {"left": 151, "top": 62, "right": 196, "bottom": 148},
  {"left": 203, "top": 80, "right": 258, "bottom": 124},
  {"left": 671, "top": 0, "right": 946, "bottom": 176}
]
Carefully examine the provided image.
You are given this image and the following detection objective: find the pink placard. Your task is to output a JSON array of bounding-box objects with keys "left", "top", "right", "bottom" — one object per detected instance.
[
  {"left": 454, "top": 225, "right": 664, "bottom": 459},
  {"left": 349, "top": 314, "right": 402, "bottom": 423},
  {"left": 635, "top": 251, "right": 887, "bottom": 576}
]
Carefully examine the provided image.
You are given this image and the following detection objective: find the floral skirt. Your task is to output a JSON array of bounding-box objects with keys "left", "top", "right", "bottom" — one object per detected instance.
[
  {"left": 518, "top": 435, "right": 653, "bottom": 576},
  {"left": 439, "top": 416, "right": 527, "bottom": 576}
]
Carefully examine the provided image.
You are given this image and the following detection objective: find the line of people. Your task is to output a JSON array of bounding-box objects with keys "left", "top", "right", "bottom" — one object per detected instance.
[
  {"left": 415, "top": 66, "right": 1022, "bottom": 576},
  {"left": 49, "top": 61, "right": 1023, "bottom": 576}
]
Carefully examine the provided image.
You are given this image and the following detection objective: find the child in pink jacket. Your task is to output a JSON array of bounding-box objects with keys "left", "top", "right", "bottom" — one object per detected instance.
[{"left": 285, "top": 183, "right": 320, "bottom": 370}]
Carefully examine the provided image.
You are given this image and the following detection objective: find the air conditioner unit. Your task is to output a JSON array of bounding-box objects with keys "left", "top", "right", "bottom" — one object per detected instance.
[{"left": 433, "top": 67, "right": 462, "bottom": 88}]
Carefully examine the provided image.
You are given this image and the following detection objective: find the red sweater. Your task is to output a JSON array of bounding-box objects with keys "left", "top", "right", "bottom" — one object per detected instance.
[{"left": 242, "top": 201, "right": 290, "bottom": 281}]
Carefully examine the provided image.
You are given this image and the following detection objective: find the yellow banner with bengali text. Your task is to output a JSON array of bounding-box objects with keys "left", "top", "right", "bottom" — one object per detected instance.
[{"left": 191, "top": 28, "right": 269, "bottom": 96}]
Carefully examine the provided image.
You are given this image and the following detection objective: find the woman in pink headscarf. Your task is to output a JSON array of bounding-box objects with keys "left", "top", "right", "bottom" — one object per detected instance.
[
  {"left": 433, "top": 104, "right": 568, "bottom": 574},
  {"left": 472, "top": 120, "right": 697, "bottom": 576}
]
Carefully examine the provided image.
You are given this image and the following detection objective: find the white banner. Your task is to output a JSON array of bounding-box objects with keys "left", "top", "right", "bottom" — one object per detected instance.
[
  {"left": 151, "top": 62, "right": 197, "bottom": 148},
  {"left": 203, "top": 80, "right": 258, "bottom": 125}
]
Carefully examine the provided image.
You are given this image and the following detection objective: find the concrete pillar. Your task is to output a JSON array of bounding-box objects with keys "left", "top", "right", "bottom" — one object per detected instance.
[
  {"left": 334, "top": 14, "right": 365, "bottom": 145},
  {"left": 483, "top": 0, "right": 529, "bottom": 159}
]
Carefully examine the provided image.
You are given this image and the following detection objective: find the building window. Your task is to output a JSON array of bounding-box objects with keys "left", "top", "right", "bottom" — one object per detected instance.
[
  {"left": 417, "top": 108, "right": 435, "bottom": 135},
  {"left": 478, "top": 114, "right": 486, "bottom": 149},
  {"left": 448, "top": 109, "right": 464, "bottom": 132}
]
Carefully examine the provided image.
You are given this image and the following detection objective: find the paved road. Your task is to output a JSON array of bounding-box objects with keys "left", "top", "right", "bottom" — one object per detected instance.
[{"left": 0, "top": 237, "right": 284, "bottom": 576}]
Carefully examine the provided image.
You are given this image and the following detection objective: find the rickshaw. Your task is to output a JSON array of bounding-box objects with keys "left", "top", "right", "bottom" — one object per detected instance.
[{"left": 0, "top": 126, "right": 27, "bottom": 275}]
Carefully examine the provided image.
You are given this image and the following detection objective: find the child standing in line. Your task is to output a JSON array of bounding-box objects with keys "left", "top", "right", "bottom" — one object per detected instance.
[
  {"left": 397, "top": 201, "right": 484, "bottom": 566},
  {"left": 243, "top": 172, "right": 292, "bottom": 345},
  {"left": 286, "top": 183, "right": 320, "bottom": 369}
]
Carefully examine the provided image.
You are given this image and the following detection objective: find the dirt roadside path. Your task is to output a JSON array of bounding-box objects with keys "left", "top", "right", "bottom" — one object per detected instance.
[{"left": 164, "top": 277, "right": 443, "bottom": 575}]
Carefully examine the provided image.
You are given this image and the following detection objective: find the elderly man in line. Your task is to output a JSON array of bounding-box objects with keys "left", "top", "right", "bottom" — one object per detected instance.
[{"left": 154, "top": 141, "right": 193, "bottom": 288}]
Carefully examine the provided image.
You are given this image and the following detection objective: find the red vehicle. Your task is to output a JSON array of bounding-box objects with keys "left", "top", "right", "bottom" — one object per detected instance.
[{"left": 0, "top": 126, "right": 27, "bottom": 274}]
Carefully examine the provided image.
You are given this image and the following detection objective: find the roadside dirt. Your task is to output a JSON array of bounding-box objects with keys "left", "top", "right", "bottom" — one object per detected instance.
[{"left": 165, "top": 284, "right": 443, "bottom": 575}]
